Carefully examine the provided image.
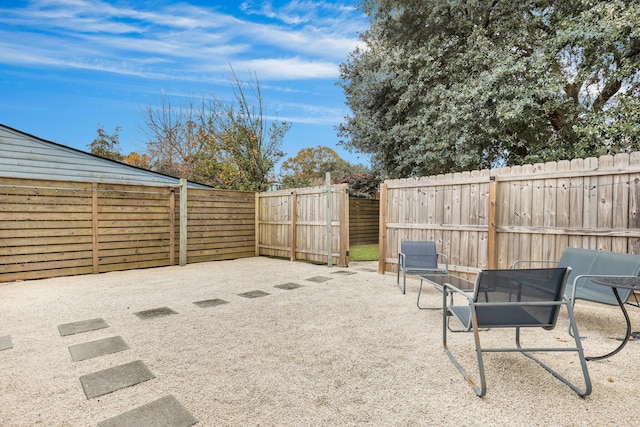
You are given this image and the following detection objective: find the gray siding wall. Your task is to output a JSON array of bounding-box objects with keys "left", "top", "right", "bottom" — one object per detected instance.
[{"left": 0, "top": 124, "right": 206, "bottom": 188}]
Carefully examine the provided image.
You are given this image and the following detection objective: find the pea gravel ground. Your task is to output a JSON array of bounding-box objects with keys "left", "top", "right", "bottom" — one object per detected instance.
[{"left": 1, "top": 257, "right": 639, "bottom": 426}]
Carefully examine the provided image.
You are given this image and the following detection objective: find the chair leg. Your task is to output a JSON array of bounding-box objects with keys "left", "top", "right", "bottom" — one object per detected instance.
[
  {"left": 514, "top": 309, "right": 592, "bottom": 397},
  {"left": 442, "top": 294, "right": 487, "bottom": 397},
  {"left": 396, "top": 271, "right": 407, "bottom": 294},
  {"left": 396, "top": 269, "right": 406, "bottom": 294},
  {"left": 417, "top": 279, "right": 438, "bottom": 310}
]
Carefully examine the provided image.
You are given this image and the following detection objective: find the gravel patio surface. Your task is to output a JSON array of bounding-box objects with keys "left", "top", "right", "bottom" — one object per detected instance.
[{"left": 1, "top": 257, "right": 639, "bottom": 426}]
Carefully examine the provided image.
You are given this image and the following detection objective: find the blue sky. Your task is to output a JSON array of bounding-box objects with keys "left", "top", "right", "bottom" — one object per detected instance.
[{"left": 0, "top": 0, "right": 369, "bottom": 169}]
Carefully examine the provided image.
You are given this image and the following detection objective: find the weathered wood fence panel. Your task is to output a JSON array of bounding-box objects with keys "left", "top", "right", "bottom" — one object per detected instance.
[
  {"left": 97, "top": 183, "right": 175, "bottom": 273},
  {"left": 0, "top": 177, "right": 257, "bottom": 283},
  {"left": 185, "top": 188, "right": 256, "bottom": 263},
  {"left": 379, "top": 152, "right": 640, "bottom": 278},
  {"left": 0, "top": 177, "right": 95, "bottom": 281},
  {"left": 349, "top": 197, "right": 379, "bottom": 245},
  {"left": 256, "top": 184, "right": 349, "bottom": 266}
]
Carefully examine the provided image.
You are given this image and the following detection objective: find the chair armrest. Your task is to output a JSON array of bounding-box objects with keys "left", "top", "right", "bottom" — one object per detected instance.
[
  {"left": 571, "top": 273, "right": 639, "bottom": 303},
  {"left": 398, "top": 252, "right": 406, "bottom": 269},
  {"left": 511, "top": 259, "right": 559, "bottom": 269},
  {"left": 442, "top": 282, "right": 475, "bottom": 330},
  {"left": 442, "top": 282, "right": 474, "bottom": 304},
  {"left": 438, "top": 253, "right": 449, "bottom": 272}
]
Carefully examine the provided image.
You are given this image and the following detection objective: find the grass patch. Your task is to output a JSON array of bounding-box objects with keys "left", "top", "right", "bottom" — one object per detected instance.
[{"left": 349, "top": 244, "right": 379, "bottom": 261}]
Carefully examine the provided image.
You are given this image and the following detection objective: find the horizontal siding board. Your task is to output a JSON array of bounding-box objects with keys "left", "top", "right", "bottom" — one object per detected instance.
[
  {"left": 2, "top": 258, "right": 93, "bottom": 273},
  {"left": 0, "top": 242, "right": 93, "bottom": 255},
  {"left": 2, "top": 249, "right": 94, "bottom": 265},
  {"left": 0, "top": 267, "right": 95, "bottom": 282},
  {"left": 0, "top": 125, "right": 208, "bottom": 188}
]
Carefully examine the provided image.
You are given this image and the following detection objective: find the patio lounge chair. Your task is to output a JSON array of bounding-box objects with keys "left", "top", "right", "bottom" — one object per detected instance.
[
  {"left": 397, "top": 241, "right": 448, "bottom": 294},
  {"left": 512, "top": 247, "right": 640, "bottom": 335},
  {"left": 442, "top": 267, "right": 592, "bottom": 398},
  {"left": 513, "top": 247, "right": 640, "bottom": 308}
]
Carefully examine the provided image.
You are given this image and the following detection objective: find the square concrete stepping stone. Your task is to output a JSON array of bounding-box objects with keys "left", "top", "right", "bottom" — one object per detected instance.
[
  {"left": 58, "top": 318, "right": 109, "bottom": 336},
  {"left": 134, "top": 307, "right": 177, "bottom": 320},
  {"left": 80, "top": 360, "right": 155, "bottom": 399},
  {"left": 274, "top": 282, "right": 303, "bottom": 290},
  {"left": 331, "top": 270, "right": 357, "bottom": 275},
  {"left": 0, "top": 335, "right": 12, "bottom": 351},
  {"left": 238, "top": 290, "right": 270, "bottom": 299},
  {"left": 193, "top": 298, "right": 229, "bottom": 308},
  {"left": 306, "top": 276, "right": 332, "bottom": 283},
  {"left": 357, "top": 267, "right": 377, "bottom": 272},
  {"left": 98, "top": 395, "right": 198, "bottom": 427},
  {"left": 69, "top": 336, "right": 129, "bottom": 362}
]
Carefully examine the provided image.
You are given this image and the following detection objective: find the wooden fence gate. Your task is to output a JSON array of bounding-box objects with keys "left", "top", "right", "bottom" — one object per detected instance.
[{"left": 256, "top": 183, "right": 349, "bottom": 267}]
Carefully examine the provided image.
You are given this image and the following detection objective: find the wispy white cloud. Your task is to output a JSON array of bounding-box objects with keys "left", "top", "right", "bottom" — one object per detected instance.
[
  {"left": 0, "top": 0, "right": 366, "bottom": 159},
  {"left": 0, "top": 0, "right": 365, "bottom": 81}
]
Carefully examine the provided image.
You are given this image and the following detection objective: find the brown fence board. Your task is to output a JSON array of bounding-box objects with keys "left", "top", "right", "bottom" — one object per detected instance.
[{"left": 380, "top": 151, "right": 640, "bottom": 276}]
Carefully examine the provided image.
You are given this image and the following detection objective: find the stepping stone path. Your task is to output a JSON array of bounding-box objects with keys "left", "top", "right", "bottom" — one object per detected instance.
[
  {"left": 97, "top": 395, "right": 198, "bottom": 427},
  {"left": 193, "top": 298, "right": 229, "bottom": 308},
  {"left": 50, "top": 271, "right": 349, "bottom": 425},
  {"left": 80, "top": 360, "right": 155, "bottom": 399},
  {"left": 306, "top": 275, "right": 333, "bottom": 283},
  {"left": 238, "top": 290, "right": 270, "bottom": 299},
  {"left": 58, "top": 315, "right": 197, "bottom": 425},
  {"left": 0, "top": 335, "right": 12, "bottom": 351},
  {"left": 332, "top": 270, "right": 357, "bottom": 276},
  {"left": 274, "top": 282, "right": 303, "bottom": 290},
  {"left": 134, "top": 306, "right": 178, "bottom": 320},
  {"left": 58, "top": 317, "right": 109, "bottom": 336},
  {"left": 68, "top": 336, "right": 129, "bottom": 362}
]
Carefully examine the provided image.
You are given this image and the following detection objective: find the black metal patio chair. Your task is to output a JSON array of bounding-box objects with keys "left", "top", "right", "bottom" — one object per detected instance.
[
  {"left": 442, "top": 267, "right": 592, "bottom": 398},
  {"left": 396, "top": 241, "right": 448, "bottom": 294}
]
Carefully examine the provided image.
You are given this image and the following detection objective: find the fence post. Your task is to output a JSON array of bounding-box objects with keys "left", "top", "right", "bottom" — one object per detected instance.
[
  {"left": 488, "top": 176, "right": 498, "bottom": 269},
  {"left": 378, "top": 182, "right": 388, "bottom": 274},
  {"left": 255, "top": 192, "right": 260, "bottom": 256},
  {"left": 92, "top": 183, "right": 99, "bottom": 274},
  {"left": 326, "top": 172, "right": 333, "bottom": 267},
  {"left": 179, "top": 178, "right": 188, "bottom": 266},
  {"left": 290, "top": 190, "right": 297, "bottom": 261},
  {"left": 339, "top": 185, "right": 349, "bottom": 267},
  {"left": 169, "top": 188, "right": 175, "bottom": 265}
]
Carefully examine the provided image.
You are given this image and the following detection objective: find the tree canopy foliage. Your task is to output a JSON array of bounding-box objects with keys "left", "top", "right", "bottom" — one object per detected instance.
[
  {"left": 142, "top": 69, "right": 288, "bottom": 191},
  {"left": 280, "top": 145, "right": 381, "bottom": 198},
  {"left": 338, "top": 0, "right": 640, "bottom": 178},
  {"left": 88, "top": 126, "right": 123, "bottom": 161},
  {"left": 280, "top": 146, "right": 353, "bottom": 188}
]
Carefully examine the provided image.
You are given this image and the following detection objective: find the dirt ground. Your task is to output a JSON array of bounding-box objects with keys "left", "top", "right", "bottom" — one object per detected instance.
[{"left": 1, "top": 257, "right": 640, "bottom": 426}]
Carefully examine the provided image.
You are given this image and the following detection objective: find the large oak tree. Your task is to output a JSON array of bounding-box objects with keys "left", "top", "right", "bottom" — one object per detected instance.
[{"left": 338, "top": 0, "right": 640, "bottom": 178}]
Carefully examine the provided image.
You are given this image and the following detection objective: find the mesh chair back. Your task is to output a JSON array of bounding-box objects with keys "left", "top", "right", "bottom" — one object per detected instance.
[
  {"left": 559, "top": 248, "right": 640, "bottom": 304},
  {"left": 401, "top": 241, "right": 438, "bottom": 270},
  {"left": 473, "top": 267, "right": 569, "bottom": 329}
]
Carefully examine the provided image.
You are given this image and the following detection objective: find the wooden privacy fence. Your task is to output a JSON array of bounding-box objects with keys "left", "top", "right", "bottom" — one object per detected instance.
[
  {"left": 0, "top": 177, "right": 256, "bottom": 283},
  {"left": 349, "top": 197, "right": 379, "bottom": 245},
  {"left": 379, "top": 152, "right": 640, "bottom": 278},
  {"left": 256, "top": 184, "right": 349, "bottom": 267}
]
